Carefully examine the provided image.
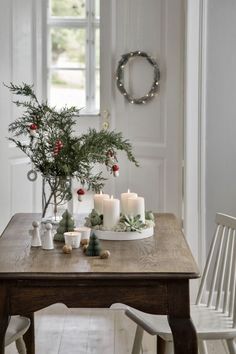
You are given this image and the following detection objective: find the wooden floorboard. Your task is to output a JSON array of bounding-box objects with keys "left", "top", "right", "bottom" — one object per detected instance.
[{"left": 5, "top": 304, "right": 227, "bottom": 354}]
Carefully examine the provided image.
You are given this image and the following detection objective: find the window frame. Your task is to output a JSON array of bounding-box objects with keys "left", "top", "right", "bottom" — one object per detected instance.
[{"left": 45, "top": 0, "right": 100, "bottom": 114}]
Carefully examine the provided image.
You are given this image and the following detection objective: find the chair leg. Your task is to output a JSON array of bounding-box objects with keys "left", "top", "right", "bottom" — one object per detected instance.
[
  {"left": 15, "top": 337, "right": 27, "bottom": 354},
  {"left": 198, "top": 340, "right": 208, "bottom": 354},
  {"left": 131, "top": 325, "right": 144, "bottom": 354},
  {"left": 156, "top": 335, "right": 166, "bottom": 354},
  {"left": 226, "top": 339, "right": 236, "bottom": 354}
]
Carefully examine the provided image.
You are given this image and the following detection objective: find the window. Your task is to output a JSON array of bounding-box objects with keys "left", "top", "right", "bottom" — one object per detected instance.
[{"left": 47, "top": 0, "right": 100, "bottom": 113}]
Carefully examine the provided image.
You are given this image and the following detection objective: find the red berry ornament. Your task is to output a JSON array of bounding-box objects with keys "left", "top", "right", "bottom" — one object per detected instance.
[
  {"left": 112, "top": 164, "right": 119, "bottom": 177},
  {"left": 77, "top": 188, "right": 85, "bottom": 202},
  {"left": 53, "top": 140, "right": 64, "bottom": 156},
  {"left": 29, "top": 123, "right": 38, "bottom": 137},
  {"left": 30, "top": 123, "right": 38, "bottom": 130}
]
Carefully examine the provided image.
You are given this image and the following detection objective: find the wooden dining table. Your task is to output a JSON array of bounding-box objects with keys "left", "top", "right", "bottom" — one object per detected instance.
[{"left": 0, "top": 213, "right": 199, "bottom": 354}]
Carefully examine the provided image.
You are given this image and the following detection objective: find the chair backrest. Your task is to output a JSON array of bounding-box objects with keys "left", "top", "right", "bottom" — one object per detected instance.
[{"left": 196, "top": 213, "right": 236, "bottom": 324}]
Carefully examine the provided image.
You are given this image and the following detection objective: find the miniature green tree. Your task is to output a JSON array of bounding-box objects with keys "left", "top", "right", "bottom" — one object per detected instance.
[
  {"left": 54, "top": 210, "right": 75, "bottom": 242},
  {"left": 86, "top": 233, "right": 101, "bottom": 256}
]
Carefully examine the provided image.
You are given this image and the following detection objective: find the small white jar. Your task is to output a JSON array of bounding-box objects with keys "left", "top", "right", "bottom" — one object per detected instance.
[
  {"left": 74, "top": 227, "right": 91, "bottom": 240},
  {"left": 64, "top": 231, "right": 81, "bottom": 249}
]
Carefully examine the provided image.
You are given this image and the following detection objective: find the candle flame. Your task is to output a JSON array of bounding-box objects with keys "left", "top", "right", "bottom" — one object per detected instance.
[
  {"left": 111, "top": 195, "right": 113, "bottom": 200},
  {"left": 100, "top": 190, "right": 102, "bottom": 195},
  {"left": 128, "top": 189, "right": 130, "bottom": 193}
]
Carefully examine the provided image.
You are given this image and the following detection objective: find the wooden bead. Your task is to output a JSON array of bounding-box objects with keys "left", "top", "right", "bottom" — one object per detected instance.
[
  {"left": 83, "top": 244, "right": 89, "bottom": 253},
  {"left": 100, "top": 250, "right": 111, "bottom": 259},
  {"left": 80, "top": 239, "right": 89, "bottom": 246},
  {"left": 62, "top": 245, "right": 72, "bottom": 254}
]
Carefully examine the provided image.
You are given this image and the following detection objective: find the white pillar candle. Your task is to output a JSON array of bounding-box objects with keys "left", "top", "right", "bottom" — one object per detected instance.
[
  {"left": 127, "top": 197, "right": 145, "bottom": 223},
  {"left": 103, "top": 195, "right": 120, "bottom": 230},
  {"left": 94, "top": 191, "right": 109, "bottom": 215},
  {"left": 121, "top": 189, "right": 138, "bottom": 214}
]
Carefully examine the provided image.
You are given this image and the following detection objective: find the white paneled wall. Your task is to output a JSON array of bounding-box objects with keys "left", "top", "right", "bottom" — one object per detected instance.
[
  {"left": 205, "top": 0, "right": 236, "bottom": 252},
  {"left": 101, "top": 0, "right": 184, "bottom": 217}
]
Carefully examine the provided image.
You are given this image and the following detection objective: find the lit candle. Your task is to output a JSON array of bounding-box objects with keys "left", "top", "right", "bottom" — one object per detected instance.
[
  {"left": 94, "top": 191, "right": 109, "bottom": 215},
  {"left": 121, "top": 189, "right": 138, "bottom": 214},
  {"left": 103, "top": 195, "right": 120, "bottom": 229},
  {"left": 64, "top": 231, "right": 81, "bottom": 249},
  {"left": 127, "top": 197, "right": 145, "bottom": 223}
]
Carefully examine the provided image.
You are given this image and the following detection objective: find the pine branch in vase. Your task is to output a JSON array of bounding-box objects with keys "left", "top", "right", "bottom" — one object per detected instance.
[{"left": 5, "top": 82, "right": 139, "bottom": 218}]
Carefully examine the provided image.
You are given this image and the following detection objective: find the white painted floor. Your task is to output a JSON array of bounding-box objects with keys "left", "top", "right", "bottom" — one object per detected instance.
[{"left": 5, "top": 304, "right": 228, "bottom": 354}]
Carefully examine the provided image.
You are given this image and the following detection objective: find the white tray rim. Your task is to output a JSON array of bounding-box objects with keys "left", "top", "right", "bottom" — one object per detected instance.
[{"left": 94, "top": 227, "right": 154, "bottom": 241}]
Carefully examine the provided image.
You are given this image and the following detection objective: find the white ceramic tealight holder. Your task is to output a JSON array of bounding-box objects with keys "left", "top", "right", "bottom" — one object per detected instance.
[
  {"left": 42, "top": 223, "right": 54, "bottom": 250},
  {"left": 64, "top": 231, "right": 81, "bottom": 249},
  {"left": 74, "top": 227, "right": 91, "bottom": 240},
  {"left": 29, "top": 221, "right": 42, "bottom": 247}
]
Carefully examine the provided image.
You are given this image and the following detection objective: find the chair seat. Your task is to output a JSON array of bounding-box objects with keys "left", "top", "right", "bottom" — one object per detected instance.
[
  {"left": 111, "top": 303, "right": 236, "bottom": 341},
  {"left": 5, "top": 316, "right": 30, "bottom": 347}
]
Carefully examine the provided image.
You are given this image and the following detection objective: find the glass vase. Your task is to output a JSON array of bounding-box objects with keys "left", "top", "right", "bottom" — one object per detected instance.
[{"left": 42, "top": 175, "right": 72, "bottom": 223}]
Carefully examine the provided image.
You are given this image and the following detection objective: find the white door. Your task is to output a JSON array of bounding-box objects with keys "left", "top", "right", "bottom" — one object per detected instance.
[
  {"left": 100, "top": 0, "right": 184, "bottom": 218},
  {"left": 0, "top": 0, "right": 184, "bottom": 234}
]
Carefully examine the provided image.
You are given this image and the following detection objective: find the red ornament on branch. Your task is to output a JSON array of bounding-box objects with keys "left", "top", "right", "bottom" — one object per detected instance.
[
  {"left": 29, "top": 123, "right": 38, "bottom": 137},
  {"left": 53, "top": 140, "right": 64, "bottom": 156},
  {"left": 112, "top": 164, "right": 119, "bottom": 177},
  {"left": 77, "top": 188, "right": 85, "bottom": 201}
]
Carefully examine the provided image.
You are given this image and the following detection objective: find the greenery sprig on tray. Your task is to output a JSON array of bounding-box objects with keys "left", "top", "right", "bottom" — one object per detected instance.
[{"left": 85, "top": 209, "right": 155, "bottom": 232}]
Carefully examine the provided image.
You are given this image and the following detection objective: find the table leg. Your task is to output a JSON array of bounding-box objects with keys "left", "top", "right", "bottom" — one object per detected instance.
[
  {"left": 168, "top": 316, "right": 198, "bottom": 354},
  {"left": 167, "top": 280, "right": 198, "bottom": 354},
  {"left": 156, "top": 335, "right": 166, "bottom": 354},
  {"left": 23, "top": 313, "right": 35, "bottom": 354},
  {"left": 0, "top": 286, "right": 9, "bottom": 354}
]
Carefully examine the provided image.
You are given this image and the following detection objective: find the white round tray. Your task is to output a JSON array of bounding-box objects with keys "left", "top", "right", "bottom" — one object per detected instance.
[{"left": 94, "top": 227, "right": 154, "bottom": 241}]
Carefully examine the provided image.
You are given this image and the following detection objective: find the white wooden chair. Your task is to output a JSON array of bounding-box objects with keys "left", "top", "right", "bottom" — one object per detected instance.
[
  {"left": 5, "top": 316, "right": 30, "bottom": 354},
  {"left": 111, "top": 213, "right": 236, "bottom": 354}
]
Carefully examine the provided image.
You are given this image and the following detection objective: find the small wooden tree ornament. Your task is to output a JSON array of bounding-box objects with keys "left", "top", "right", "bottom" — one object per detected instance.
[
  {"left": 54, "top": 210, "right": 75, "bottom": 242},
  {"left": 86, "top": 233, "right": 101, "bottom": 256}
]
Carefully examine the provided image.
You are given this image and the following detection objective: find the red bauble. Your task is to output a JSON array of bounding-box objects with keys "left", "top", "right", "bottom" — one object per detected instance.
[
  {"left": 29, "top": 123, "right": 37, "bottom": 130},
  {"left": 112, "top": 164, "right": 119, "bottom": 177},
  {"left": 77, "top": 188, "right": 85, "bottom": 202},
  {"left": 112, "top": 164, "right": 119, "bottom": 172},
  {"left": 77, "top": 188, "right": 85, "bottom": 196}
]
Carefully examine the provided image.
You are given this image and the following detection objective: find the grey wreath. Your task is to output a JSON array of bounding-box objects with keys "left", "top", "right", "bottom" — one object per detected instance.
[{"left": 116, "top": 51, "right": 160, "bottom": 104}]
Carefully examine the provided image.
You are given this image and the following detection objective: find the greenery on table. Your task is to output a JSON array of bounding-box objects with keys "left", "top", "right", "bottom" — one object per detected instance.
[
  {"left": 6, "top": 82, "right": 138, "bottom": 217},
  {"left": 114, "top": 214, "right": 145, "bottom": 232},
  {"left": 85, "top": 209, "right": 155, "bottom": 232}
]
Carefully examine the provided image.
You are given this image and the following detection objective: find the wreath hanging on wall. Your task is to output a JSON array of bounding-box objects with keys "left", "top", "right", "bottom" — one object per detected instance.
[{"left": 116, "top": 51, "right": 160, "bottom": 105}]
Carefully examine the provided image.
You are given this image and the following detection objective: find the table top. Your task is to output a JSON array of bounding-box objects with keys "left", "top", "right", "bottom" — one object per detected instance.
[{"left": 0, "top": 213, "right": 199, "bottom": 280}]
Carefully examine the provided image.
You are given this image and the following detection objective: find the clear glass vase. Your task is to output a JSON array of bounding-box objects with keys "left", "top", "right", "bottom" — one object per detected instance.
[{"left": 42, "top": 175, "right": 72, "bottom": 223}]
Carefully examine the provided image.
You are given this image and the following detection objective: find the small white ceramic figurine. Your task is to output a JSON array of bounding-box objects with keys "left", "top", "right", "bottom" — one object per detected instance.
[
  {"left": 42, "top": 223, "right": 54, "bottom": 250},
  {"left": 29, "top": 221, "right": 42, "bottom": 247}
]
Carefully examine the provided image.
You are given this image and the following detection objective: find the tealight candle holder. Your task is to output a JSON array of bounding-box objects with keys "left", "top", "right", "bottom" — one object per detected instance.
[
  {"left": 74, "top": 227, "right": 91, "bottom": 240},
  {"left": 64, "top": 231, "right": 81, "bottom": 249}
]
